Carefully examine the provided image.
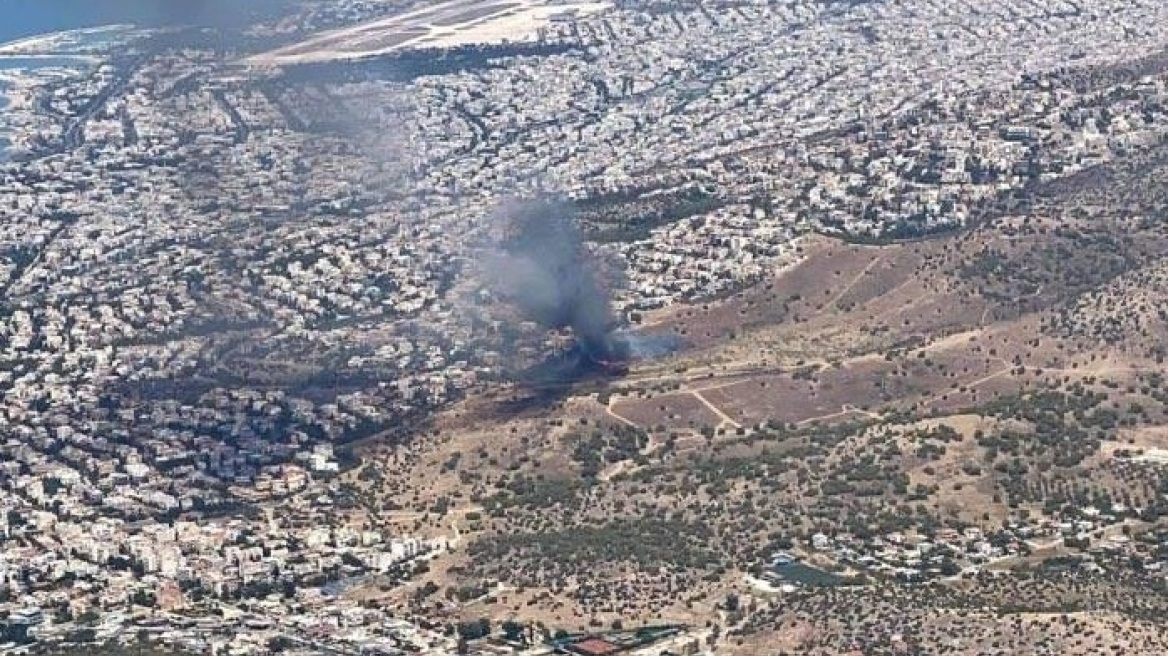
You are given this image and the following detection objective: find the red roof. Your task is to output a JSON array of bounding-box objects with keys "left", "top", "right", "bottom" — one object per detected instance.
[{"left": 571, "top": 638, "right": 623, "bottom": 656}]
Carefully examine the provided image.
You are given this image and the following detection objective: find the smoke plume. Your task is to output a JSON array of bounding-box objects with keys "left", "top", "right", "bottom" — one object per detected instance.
[{"left": 486, "top": 198, "right": 615, "bottom": 360}]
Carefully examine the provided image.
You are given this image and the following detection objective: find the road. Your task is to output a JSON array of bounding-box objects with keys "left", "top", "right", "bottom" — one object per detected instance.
[
  {"left": 62, "top": 53, "right": 147, "bottom": 150},
  {"left": 211, "top": 88, "right": 251, "bottom": 144}
]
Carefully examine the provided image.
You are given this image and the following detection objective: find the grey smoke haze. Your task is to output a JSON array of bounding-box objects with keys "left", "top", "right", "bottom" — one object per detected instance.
[{"left": 486, "top": 198, "right": 615, "bottom": 359}]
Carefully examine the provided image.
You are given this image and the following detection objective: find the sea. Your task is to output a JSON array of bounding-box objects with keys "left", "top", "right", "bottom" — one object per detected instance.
[{"left": 0, "top": 0, "right": 294, "bottom": 46}]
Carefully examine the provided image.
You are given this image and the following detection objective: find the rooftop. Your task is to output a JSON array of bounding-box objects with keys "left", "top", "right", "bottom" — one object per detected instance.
[{"left": 565, "top": 637, "right": 623, "bottom": 656}]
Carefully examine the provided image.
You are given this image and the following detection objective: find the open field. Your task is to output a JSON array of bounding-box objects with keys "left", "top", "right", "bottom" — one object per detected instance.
[{"left": 338, "top": 141, "right": 1168, "bottom": 644}]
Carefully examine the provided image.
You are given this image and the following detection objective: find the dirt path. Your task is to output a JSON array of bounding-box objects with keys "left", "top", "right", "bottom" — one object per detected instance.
[
  {"left": 691, "top": 389, "right": 742, "bottom": 429},
  {"left": 824, "top": 253, "right": 884, "bottom": 309},
  {"left": 794, "top": 404, "right": 875, "bottom": 426},
  {"left": 606, "top": 396, "right": 640, "bottom": 428}
]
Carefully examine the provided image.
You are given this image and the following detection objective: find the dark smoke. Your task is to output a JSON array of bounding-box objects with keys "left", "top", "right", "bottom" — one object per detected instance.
[{"left": 486, "top": 198, "right": 616, "bottom": 360}]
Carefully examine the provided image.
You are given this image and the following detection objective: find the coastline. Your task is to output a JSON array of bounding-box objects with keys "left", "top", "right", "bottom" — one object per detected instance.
[
  {"left": 0, "top": 24, "right": 121, "bottom": 162},
  {"left": 0, "top": 54, "right": 100, "bottom": 69},
  {"left": 0, "top": 23, "right": 134, "bottom": 56}
]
